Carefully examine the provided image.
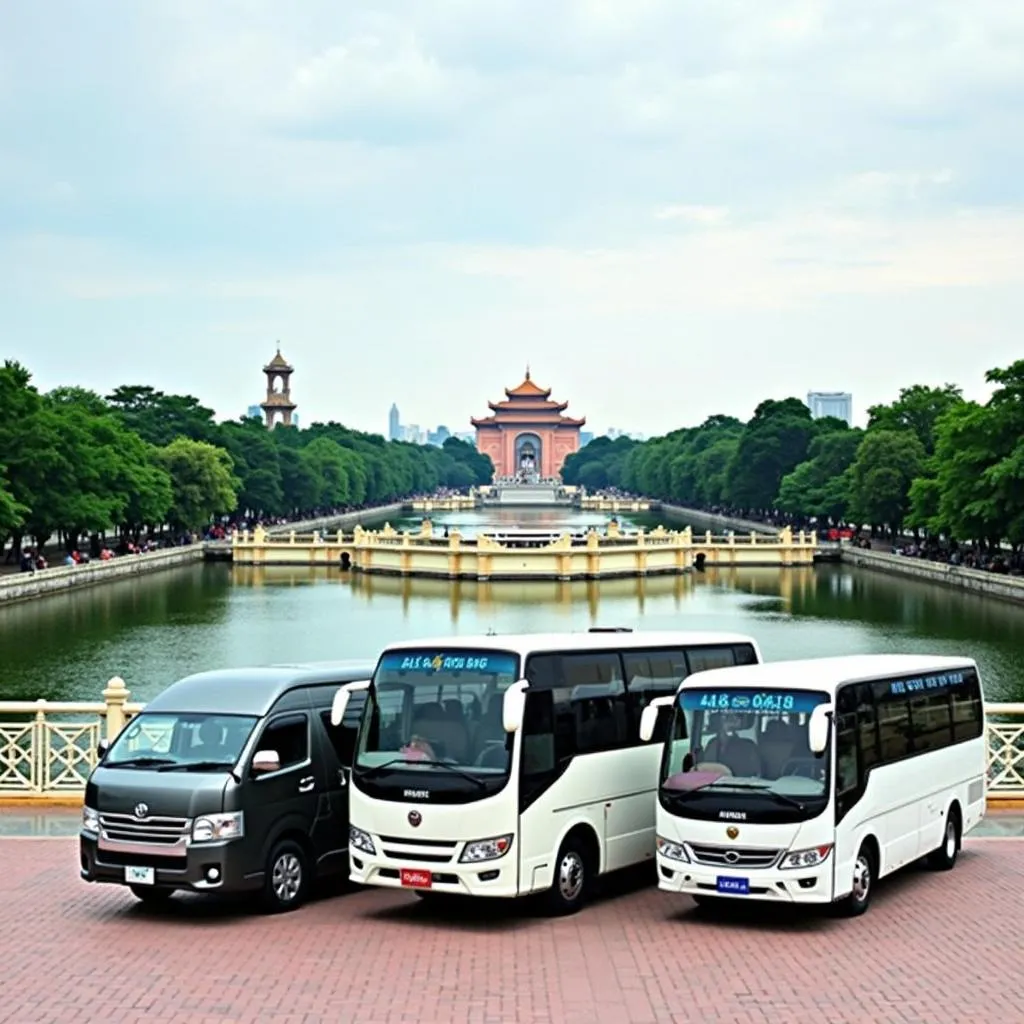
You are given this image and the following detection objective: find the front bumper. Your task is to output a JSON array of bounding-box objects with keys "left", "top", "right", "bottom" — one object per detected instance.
[
  {"left": 656, "top": 852, "right": 834, "bottom": 904},
  {"left": 349, "top": 833, "right": 518, "bottom": 897},
  {"left": 79, "top": 833, "right": 258, "bottom": 894}
]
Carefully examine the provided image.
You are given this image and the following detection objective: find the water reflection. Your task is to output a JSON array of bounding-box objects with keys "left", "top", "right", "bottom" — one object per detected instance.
[{"left": 2, "top": 506, "right": 1024, "bottom": 705}]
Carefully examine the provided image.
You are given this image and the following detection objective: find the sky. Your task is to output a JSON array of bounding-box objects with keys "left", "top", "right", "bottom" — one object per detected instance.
[{"left": 3, "top": 1, "right": 1024, "bottom": 438}]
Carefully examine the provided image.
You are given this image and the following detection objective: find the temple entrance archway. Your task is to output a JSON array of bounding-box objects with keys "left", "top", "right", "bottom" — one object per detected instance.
[{"left": 515, "top": 433, "right": 542, "bottom": 482}]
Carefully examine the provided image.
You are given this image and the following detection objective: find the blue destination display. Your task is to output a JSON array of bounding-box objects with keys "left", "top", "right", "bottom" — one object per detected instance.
[
  {"left": 380, "top": 651, "right": 518, "bottom": 675},
  {"left": 682, "top": 690, "right": 825, "bottom": 713},
  {"left": 888, "top": 670, "right": 966, "bottom": 696}
]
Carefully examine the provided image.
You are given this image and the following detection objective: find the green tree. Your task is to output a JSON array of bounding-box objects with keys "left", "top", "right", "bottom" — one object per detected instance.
[
  {"left": 867, "top": 384, "right": 963, "bottom": 456},
  {"left": 724, "top": 399, "right": 817, "bottom": 511},
  {"left": 847, "top": 430, "right": 925, "bottom": 536},
  {"left": 777, "top": 428, "right": 863, "bottom": 522},
  {"left": 158, "top": 438, "right": 239, "bottom": 532},
  {"left": 0, "top": 466, "right": 27, "bottom": 539},
  {"left": 107, "top": 385, "right": 218, "bottom": 446}
]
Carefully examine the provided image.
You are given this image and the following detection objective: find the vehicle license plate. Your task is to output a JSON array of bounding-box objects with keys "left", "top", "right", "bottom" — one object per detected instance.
[
  {"left": 125, "top": 866, "right": 155, "bottom": 885},
  {"left": 400, "top": 868, "right": 432, "bottom": 889},
  {"left": 716, "top": 876, "right": 749, "bottom": 895}
]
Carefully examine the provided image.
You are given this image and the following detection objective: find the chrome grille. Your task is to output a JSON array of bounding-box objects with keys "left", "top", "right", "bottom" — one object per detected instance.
[
  {"left": 687, "top": 843, "right": 780, "bottom": 869},
  {"left": 379, "top": 835, "right": 457, "bottom": 864},
  {"left": 99, "top": 812, "right": 190, "bottom": 846}
]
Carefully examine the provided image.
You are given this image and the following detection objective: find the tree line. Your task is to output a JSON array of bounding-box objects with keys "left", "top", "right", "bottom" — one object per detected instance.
[
  {"left": 562, "top": 359, "right": 1024, "bottom": 548},
  {"left": 0, "top": 362, "right": 493, "bottom": 552}
]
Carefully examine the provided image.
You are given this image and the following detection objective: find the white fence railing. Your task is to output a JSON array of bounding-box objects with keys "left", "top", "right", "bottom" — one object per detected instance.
[{"left": 0, "top": 683, "right": 1022, "bottom": 800}]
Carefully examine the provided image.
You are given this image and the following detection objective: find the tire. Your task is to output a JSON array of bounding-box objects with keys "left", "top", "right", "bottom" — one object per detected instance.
[
  {"left": 130, "top": 886, "right": 173, "bottom": 904},
  {"left": 544, "top": 835, "right": 592, "bottom": 916},
  {"left": 834, "top": 844, "right": 875, "bottom": 918},
  {"left": 927, "top": 809, "right": 961, "bottom": 871},
  {"left": 262, "top": 840, "right": 309, "bottom": 914}
]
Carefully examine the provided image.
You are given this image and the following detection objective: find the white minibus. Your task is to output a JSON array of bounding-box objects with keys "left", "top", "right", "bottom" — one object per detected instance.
[
  {"left": 331, "top": 629, "right": 761, "bottom": 914},
  {"left": 642, "top": 654, "right": 986, "bottom": 916}
]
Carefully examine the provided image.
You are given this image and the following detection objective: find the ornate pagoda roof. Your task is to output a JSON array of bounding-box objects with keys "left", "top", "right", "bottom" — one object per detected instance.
[
  {"left": 471, "top": 367, "right": 586, "bottom": 428},
  {"left": 263, "top": 345, "right": 293, "bottom": 373}
]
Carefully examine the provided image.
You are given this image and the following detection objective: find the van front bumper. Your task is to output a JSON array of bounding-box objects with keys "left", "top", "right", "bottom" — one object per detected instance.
[
  {"left": 656, "top": 853, "right": 834, "bottom": 904},
  {"left": 79, "top": 833, "right": 260, "bottom": 894}
]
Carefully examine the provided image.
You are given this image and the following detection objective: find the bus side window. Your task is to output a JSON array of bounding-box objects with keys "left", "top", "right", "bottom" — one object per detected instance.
[
  {"left": 872, "top": 683, "right": 910, "bottom": 762},
  {"left": 856, "top": 683, "right": 879, "bottom": 774},
  {"left": 623, "top": 649, "right": 687, "bottom": 745},
  {"left": 521, "top": 691, "right": 556, "bottom": 775},
  {"left": 951, "top": 669, "right": 984, "bottom": 741},
  {"left": 686, "top": 646, "right": 737, "bottom": 674},
  {"left": 732, "top": 643, "right": 759, "bottom": 665},
  {"left": 835, "top": 687, "right": 859, "bottom": 800}
]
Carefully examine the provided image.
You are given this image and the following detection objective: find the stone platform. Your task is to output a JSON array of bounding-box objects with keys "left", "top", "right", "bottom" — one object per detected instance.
[{"left": 2, "top": 831, "right": 1022, "bottom": 1022}]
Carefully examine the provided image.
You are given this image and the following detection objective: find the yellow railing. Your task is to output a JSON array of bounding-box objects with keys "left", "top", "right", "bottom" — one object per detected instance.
[{"left": 0, "top": 683, "right": 1021, "bottom": 801}]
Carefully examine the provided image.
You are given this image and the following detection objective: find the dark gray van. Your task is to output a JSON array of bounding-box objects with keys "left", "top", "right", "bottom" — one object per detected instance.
[{"left": 80, "top": 661, "right": 373, "bottom": 913}]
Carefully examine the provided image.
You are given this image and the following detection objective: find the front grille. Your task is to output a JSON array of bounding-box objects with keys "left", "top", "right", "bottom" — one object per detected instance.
[
  {"left": 97, "top": 850, "right": 186, "bottom": 869},
  {"left": 378, "top": 835, "right": 457, "bottom": 863},
  {"left": 687, "top": 843, "right": 780, "bottom": 869},
  {"left": 99, "top": 812, "right": 190, "bottom": 845}
]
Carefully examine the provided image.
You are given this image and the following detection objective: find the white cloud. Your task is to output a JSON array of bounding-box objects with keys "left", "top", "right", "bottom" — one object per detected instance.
[{"left": 1, "top": 0, "right": 1023, "bottom": 434}]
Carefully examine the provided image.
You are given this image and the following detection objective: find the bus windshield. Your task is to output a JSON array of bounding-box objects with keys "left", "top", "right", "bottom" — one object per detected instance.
[
  {"left": 354, "top": 649, "right": 519, "bottom": 784},
  {"left": 659, "top": 688, "right": 830, "bottom": 819}
]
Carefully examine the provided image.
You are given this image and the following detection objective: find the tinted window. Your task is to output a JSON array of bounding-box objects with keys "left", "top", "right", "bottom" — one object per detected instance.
[
  {"left": 873, "top": 684, "right": 910, "bottom": 761},
  {"left": 856, "top": 685, "right": 880, "bottom": 772},
  {"left": 951, "top": 669, "right": 984, "bottom": 741},
  {"left": 526, "top": 652, "right": 629, "bottom": 754},
  {"left": 687, "top": 647, "right": 738, "bottom": 674},
  {"left": 624, "top": 649, "right": 687, "bottom": 744},
  {"left": 835, "top": 687, "right": 859, "bottom": 798},
  {"left": 909, "top": 692, "right": 952, "bottom": 753},
  {"left": 259, "top": 713, "right": 309, "bottom": 770}
]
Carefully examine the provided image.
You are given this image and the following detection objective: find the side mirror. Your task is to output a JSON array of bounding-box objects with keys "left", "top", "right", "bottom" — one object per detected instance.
[
  {"left": 330, "top": 678, "right": 371, "bottom": 726},
  {"left": 96, "top": 738, "right": 110, "bottom": 760},
  {"left": 502, "top": 680, "right": 529, "bottom": 734},
  {"left": 808, "top": 704, "right": 833, "bottom": 755},
  {"left": 639, "top": 695, "right": 677, "bottom": 743},
  {"left": 252, "top": 749, "right": 281, "bottom": 775}
]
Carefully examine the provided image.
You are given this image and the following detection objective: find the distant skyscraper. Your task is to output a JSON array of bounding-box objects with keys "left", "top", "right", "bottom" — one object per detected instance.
[
  {"left": 807, "top": 391, "right": 853, "bottom": 426},
  {"left": 579, "top": 431, "right": 594, "bottom": 447},
  {"left": 246, "top": 405, "right": 261, "bottom": 420},
  {"left": 388, "top": 403, "right": 401, "bottom": 440}
]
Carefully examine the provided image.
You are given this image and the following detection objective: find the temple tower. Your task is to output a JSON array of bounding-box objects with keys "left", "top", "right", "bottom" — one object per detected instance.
[{"left": 260, "top": 345, "right": 297, "bottom": 428}]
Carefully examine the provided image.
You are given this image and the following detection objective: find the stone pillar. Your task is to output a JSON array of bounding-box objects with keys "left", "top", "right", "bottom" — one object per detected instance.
[{"left": 103, "top": 676, "right": 131, "bottom": 741}]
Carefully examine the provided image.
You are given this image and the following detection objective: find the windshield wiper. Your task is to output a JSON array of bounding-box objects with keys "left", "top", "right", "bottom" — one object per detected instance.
[
  {"left": 157, "top": 760, "right": 237, "bottom": 773},
  {"left": 357, "top": 757, "right": 487, "bottom": 790},
  {"left": 704, "top": 781, "right": 808, "bottom": 811},
  {"left": 104, "top": 756, "right": 177, "bottom": 768}
]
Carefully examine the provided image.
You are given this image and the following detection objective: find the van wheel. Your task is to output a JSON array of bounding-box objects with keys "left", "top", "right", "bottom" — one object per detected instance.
[
  {"left": 130, "top": 886, "right": 173, "bottom": 904},
  {"left": 545, "top": 836, "right": 591, "bottom": 916},
  {"left": 263, "top": 840, "right": 309, "bottom": 913},
  {"left": 834, "top": 845, "right": 874, "bottom": 918},
  {"left": 927, "top": 810, "right": 961, "bottom": 871}
]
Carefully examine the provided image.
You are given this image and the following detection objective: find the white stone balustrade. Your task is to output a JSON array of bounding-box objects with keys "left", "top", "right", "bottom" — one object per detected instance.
[{"left": 0, "top": 684, "right": 1021, "bottom": 801}]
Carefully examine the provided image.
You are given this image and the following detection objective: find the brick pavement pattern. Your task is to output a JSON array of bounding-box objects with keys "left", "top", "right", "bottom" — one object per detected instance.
[{"left": 1, "top": 838, "right": 1022, "bottom": 1024}]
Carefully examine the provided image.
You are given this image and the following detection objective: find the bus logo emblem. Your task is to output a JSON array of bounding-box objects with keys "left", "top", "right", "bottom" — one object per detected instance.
[
  {"left": 408, "top": 810, "right": 422, "bottom": 827},
  {"left": 726, "top": 826, "right": 739, "bottom": 840}
]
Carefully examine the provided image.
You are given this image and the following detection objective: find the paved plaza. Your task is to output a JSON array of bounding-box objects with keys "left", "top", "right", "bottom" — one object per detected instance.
[{"left": 1, "top": 829, "right": 1023, "bottom": 1023}]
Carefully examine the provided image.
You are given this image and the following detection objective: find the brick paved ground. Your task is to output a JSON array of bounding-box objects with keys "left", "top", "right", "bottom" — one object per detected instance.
[{"left": 2, "top": 838, "right": 1022, "bottom": 1024}]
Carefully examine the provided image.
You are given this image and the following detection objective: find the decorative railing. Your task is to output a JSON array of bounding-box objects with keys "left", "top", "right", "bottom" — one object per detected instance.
[
  {"left": 0, "top": 678, "right": 142, "bottom": 797},
  {"left": 1, "top": 683, "right": 1022, "bottom": 800}
]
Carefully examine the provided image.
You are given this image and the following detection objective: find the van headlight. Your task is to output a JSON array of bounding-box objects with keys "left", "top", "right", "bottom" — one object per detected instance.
[
  {"left": 82, "top": 806, "right": 100, "bottom": 835},
  {"left": 780, "top": 844, "right": 832, "bottom": 869},
  {"left": 191, "top": 812, "right": 244, "bottom": 843},
  {"left": 459, "top": 834, "right": 513, "bottom": 862}
]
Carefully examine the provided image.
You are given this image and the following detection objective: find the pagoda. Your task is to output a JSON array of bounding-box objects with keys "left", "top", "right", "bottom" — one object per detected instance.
[
  {"left": 259, "top": 345, "right": 297, "bottom": 428},
  {"left": 471, "top": 368, "right": 585, "bottom": 481}
]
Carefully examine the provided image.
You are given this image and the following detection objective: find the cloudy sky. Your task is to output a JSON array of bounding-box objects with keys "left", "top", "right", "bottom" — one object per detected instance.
[{"left": 3, "top": 1, "right": 1023, "bottom": 438}]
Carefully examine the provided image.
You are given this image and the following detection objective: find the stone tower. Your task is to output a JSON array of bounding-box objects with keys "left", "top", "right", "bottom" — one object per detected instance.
[{"left": 260, "top": 345, "right": 297, "bottom": 428}]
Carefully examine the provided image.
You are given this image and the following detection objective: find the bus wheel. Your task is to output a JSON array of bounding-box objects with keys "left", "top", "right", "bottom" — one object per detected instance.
[
  {"left": 546, "top": 836, "right": 591, "bottom": 916},
  {"left": 927, "top": 809, "right": 961, "bottom": 871},
  {"left": 835, "top": 844, "right": 874, "bottom": 918}
]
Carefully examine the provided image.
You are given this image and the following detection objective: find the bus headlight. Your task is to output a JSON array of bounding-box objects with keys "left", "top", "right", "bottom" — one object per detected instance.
[
  {"left": 349, "top": 826, "right": 376, "bottom": 855},
  {"left": 192, "top": 812, "right": 244, "bottom": 843},
  {"left": 656, "top": 836, "right": 689, "bottom": 862},
  {"left": 780, "top": 844, "right": 832, "bottom": 869},
  {"left": 459, "top": 834, "right": 513, "bottom": 863}
]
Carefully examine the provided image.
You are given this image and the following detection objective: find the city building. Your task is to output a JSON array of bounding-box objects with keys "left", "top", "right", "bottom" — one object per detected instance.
[
  {"left": 579, "top": 431, "right": 595, "bottom": 448},
  {"left": 259, "top": 346, "right": 297, "bottom": 428},
  {"left": 246, "top": 405, "right": 261, "bottom": 420},
  {"left": 471, "top": 368, "right": 585, "bottom": 480},
  {"left": 807, "top": 391, "right": 853, "bottom": 426},
  {"left": 388, "top": 404, "right": 401, "bottom": 441}
]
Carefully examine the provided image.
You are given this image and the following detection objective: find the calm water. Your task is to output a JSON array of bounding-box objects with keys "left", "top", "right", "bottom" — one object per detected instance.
[{"left": 3, "top": 507, "right": 1024, "bottom": 704}]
